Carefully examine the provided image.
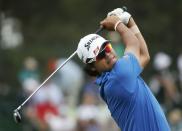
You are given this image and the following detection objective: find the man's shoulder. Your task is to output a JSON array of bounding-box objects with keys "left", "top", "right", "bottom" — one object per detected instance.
[
  {"left": 112, "top": 56, "right": 133, "bottom": 78},
  {"left": 113, "top": 53, "right": 143, "bottom": 77}
]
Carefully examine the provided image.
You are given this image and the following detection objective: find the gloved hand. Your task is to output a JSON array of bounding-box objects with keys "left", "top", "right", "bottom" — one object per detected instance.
[{"left": 107, "top": 8, "right": 131, "bottom": 25}]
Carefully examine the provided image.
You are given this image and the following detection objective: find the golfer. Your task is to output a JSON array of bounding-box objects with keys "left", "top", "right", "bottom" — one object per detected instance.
[{"left": 77, "top": 8, "right": 170, "bottom": 131}]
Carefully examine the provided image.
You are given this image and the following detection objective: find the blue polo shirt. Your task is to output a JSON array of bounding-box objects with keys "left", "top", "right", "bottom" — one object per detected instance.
[{"left": 95, "top": 53, "right": 170, "bottom": 131}]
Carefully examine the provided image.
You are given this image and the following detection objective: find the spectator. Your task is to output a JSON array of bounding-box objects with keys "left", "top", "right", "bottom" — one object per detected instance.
[
  {"left": 76, "top": 91, "right": 101, "bottom": 131},
  {"left": 168, "top": 108, "right": 182, "bottom": 131},
  {"left": 17, "top": 57, "right": 41, "bottom": 130},
  {"left": 55, "top": 58, "right": 84, "bottom": 107},
  {"left": 18, "top": 57, "right": 40, "bottom": 95},
  {"left": 149, "top": 52, "right": 180, "bottom": 110}
]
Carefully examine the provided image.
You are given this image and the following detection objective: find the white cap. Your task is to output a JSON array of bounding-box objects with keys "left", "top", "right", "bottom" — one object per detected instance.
[{"left": 77, "top": 34, "right": 109, "bottom": 64}]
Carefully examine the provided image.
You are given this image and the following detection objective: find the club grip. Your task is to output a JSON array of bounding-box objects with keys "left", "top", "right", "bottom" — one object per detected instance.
[{"left": 94, "top": 6, "right": 127, "bottom": 34}]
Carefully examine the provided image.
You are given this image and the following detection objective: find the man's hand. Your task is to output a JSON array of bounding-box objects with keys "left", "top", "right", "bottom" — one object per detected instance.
[
  {"left": 100, "top": 15, "right": 121, "bottom": 31},
  {"left": 107, "top": 8, "right": 131, "bottom": 25}
]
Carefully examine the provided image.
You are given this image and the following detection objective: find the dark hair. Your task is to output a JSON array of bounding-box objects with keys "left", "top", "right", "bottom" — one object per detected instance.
[{"left": 84, "top": 63, "right": 100, "bottom": 76}]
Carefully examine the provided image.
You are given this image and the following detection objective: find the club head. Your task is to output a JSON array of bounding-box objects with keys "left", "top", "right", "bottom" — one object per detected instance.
[{"left": 13, "top": 109, "right": 21, "bottom": 123}]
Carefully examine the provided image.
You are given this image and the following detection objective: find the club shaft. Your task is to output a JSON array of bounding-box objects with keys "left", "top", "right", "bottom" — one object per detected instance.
[
  {"left": 95, "top": 26, "right": 103, "bottom": 34},
  {"left": 17, "top": 50, "right": 77, "bottom": 110},
  {"left": 16, "top": 27, "right": 104, "bottom": 111}
]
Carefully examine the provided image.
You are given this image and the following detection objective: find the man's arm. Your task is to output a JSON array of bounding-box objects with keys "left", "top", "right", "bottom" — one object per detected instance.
[
  {"left": 127, "top": 17, "right": 150, "bottom": 68},
  {"left": 107, "top": 8, "right": 150, "bottom": 68},
  {"left": 100, "top": 16, "right": 140, "bottom": 62}
]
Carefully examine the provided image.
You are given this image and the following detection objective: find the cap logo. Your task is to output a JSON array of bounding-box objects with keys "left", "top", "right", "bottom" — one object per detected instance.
[
  {"left": 93, "top": 46, "right": 100, "bottom": 55},
  {"left": 84, "top": 35, "right": 99, "bottom": 51}
]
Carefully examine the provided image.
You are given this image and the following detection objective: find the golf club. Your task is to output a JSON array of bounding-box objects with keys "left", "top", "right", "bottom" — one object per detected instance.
[
  {"left": 13, "top": 27, "right": 103, "bottom": 123},
  {"left": 13, "top": 6, "right": 127, "bottom": 123}
]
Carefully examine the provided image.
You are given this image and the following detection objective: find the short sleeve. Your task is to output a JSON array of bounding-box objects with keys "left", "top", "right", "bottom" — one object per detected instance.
[{"left": 113, "top": 52, "right": 143, "bottom": 78}]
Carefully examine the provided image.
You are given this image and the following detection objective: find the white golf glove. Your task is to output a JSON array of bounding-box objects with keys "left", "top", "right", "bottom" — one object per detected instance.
[{"left": 107, "top": 8, "right": 131, "bottom": 25}]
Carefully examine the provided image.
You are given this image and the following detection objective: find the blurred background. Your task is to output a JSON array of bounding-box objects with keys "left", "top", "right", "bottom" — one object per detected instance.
[{"left": 0, "top": 0, "right": 182, "bottom": 131}]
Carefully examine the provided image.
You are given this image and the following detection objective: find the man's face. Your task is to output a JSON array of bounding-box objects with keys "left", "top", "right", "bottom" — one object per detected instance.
[{"left": 93, "top": 43, "right": 118, "bottom": 73}]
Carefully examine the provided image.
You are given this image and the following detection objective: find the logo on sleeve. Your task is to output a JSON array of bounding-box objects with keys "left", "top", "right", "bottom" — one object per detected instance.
[{"left": 123, "top": 55, "right": 129, "bottom": 60}]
